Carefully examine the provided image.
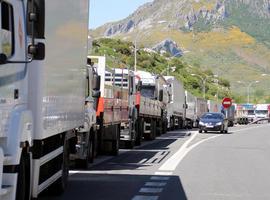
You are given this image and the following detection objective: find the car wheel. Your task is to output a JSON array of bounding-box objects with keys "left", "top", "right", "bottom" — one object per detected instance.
[
  {"left": 199, "top": 129, "right": 202, "bottom": 133},
  {"left": 224, "top": 129, "right": 228, "bottom": 133},
  {"left": 204, "top": 130, "right": 208, "bottom": 133}
]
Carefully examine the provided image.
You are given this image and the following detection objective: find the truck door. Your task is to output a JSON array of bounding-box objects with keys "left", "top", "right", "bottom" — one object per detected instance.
[{"left": 0, "top": 0, "right": 27, "bottom": 134}]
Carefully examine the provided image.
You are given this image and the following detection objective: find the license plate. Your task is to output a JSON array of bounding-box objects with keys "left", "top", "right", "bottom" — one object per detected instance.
[{"left": 206, "top": 125, "right": 214, "bottom": 128}]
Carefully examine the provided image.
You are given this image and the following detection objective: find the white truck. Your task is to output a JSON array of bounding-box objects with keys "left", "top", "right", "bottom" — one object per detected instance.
[
  {"left": 185, "top": 91, "right": 197, "bottom": 128},
  {"left": 89, "top": 56, "right": 131, "bottom": 154},
  {"left": 0, "top": 0, "right": 92, "bottom": 199},
  {"left": 165, "top": 76, "right": 186, "bottom": 130},
  {"left": 135, "top": 71, "right": 169, "bottom": 141},
  {"left": 255, "top": 104, "right": 270, "bottom": 119}
]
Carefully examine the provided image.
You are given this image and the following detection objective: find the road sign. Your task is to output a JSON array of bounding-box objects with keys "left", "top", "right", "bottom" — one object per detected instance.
[{"left": 222, "top": 97, "right": 232, "bottom": 109}]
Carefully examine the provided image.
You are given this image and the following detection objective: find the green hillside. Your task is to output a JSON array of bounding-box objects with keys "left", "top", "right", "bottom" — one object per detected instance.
[
  {"left": 91, "top": 0, "right": 270, "bottom": 103},
  {"left": 91, "top": 38, "right": 234, "bottom": 101}
]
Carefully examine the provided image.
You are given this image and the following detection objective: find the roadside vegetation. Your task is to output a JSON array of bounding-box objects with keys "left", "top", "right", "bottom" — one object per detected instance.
[{"left": 91, "top": 38, "right": 235, "bottom": 101}]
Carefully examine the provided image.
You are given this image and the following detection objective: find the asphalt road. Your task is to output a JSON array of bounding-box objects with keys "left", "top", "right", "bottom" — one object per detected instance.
[{"left": 40, "top": 123, "right": 270, "bottom": 200}]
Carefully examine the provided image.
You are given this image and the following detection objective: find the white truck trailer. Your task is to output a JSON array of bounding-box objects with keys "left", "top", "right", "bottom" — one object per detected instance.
[
  {"left": 185, "top": 91, "right": 197, "bottom": 128},
  {"left": 165, "top": 76, "right": 186, "bottom": 130},
  {"left": 135, "top": 71, "right": 169, "bottom": 140},
  {"left": 0, "top": 0, "right": 91, "bottom": 199}
]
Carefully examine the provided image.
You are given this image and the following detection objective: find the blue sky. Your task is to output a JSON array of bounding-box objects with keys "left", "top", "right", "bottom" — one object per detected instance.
[{"left": 89, "top": 0, "right": 153, "bottom": 29}]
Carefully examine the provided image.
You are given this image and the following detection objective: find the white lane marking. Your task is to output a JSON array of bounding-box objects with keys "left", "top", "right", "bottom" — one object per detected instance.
[
  {"left": 69, "top": 171, "right": 79, "bottom": 175},
  {"left": 145, "top": 182, "right": 167, "bottom": 187},
  {"left": 158, "top": 132, "right": 198, "bottom": 171},
  {"left": 154, "top": 171, "right": 173, "bottom": 175},
  {"left": 233, "top": 124, "right": 270, "bottom": 133},
  {"left": 150, "top": 176, "right": 170, "bottom": 181},
  {"left": 139, "top": 188, "right": 163, "bottom": 193},
  {"left": 139, "top": 158, "right": 148, "bottom": 164},
  {"left": 132, "top": 195, "right": 159, "bottom": 200},
  {"left": 160, "top": 124, "right": 270, "bottom": 172}
]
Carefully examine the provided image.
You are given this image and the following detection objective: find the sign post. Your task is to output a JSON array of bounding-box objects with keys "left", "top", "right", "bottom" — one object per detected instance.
[{"left": 222, "top": 97, "right": 233, "bottom": 118}]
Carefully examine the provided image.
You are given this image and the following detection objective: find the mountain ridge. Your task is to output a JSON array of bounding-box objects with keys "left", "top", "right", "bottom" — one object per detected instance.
[{"left": 91, "top": 0, "right": 270, "bottom": 96}]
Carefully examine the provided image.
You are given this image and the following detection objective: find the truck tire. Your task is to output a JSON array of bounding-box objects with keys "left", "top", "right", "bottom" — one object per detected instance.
[
  {"left": 76, "top": 130, "right": 95, "bottom": 169},
  {"left": 16, "top": 151, "right": 30, "bottom": 200},
  {"left": 111, "top": 125, "right": 120, "bottom": 156},
  {"left": 51, "top": 137, "right": 70, "bottom": 195},
  {"left": 125, "top": 140, "right": 135, "bottom": 149},
  {"left": 150, "top": 119, "right": 156, "bottom": 140},
  {"left": 135, "top": 118, "right": 142, "bottom": 146}
]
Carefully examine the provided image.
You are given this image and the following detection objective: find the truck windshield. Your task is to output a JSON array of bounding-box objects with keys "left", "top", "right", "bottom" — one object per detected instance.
[
  {"left": 255, "top": 110, "right": 268, "bottom": 115},
  {"left": 141, "top": 85, "right": 155, "bottom": 99},
  {"left": 247, "top": 110, "right": 255, "bottom": 115}
]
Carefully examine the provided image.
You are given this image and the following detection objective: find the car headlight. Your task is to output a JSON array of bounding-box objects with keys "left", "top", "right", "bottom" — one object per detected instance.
[
  {"left": 199, "top": 121, "right": 205, "bottom": 126},
  {"left": 216, "top": 122, "right": 222, "bottom": 126}
]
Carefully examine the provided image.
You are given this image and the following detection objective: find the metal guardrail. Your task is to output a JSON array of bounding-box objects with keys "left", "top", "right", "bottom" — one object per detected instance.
[{"left": 249, "top": 118, "right": 270, "bottom": 124}]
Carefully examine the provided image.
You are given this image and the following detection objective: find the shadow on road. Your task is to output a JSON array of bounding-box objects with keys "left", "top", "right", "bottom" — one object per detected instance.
[
  {"left": 85, "top": 131, "right": 189, "bottom": 171},
  {"left": 40, "top": 173, "right": 188, "bottom": 200}
]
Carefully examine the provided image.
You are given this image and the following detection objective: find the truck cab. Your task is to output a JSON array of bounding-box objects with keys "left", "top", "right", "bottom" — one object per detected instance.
[
  {"left": 135, "top": 71, "right": 169, "bottom": 140},
  {"left": 255, "top": 104, "right": 269, "bottom": 119},
  {"left": 1, "top": 0, "right": 90, "bottom": 199}
]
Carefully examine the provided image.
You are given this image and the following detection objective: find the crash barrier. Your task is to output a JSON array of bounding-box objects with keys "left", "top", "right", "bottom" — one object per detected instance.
[{"left": 250, "top": 118, "right": 270, "bottom": 125}]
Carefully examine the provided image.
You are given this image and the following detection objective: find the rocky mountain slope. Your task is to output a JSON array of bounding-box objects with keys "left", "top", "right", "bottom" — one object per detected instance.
[{"left": 91, "top": 0, "right": 270, "bottom": 96}]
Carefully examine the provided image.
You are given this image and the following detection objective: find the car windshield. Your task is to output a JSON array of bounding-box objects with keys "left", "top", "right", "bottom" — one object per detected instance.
[{"left": 201, "top": 113, "right": 223, "bottom": 120}]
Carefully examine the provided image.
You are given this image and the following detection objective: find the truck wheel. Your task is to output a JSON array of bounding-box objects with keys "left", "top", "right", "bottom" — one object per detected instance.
[
  {"left": 111, "top": 125, "right": 120, "bottom": 156},
  {"left": 76, "top": 131, "right": 95, "bottom": 169},
  {"left": 51, "top": 137, "right": 70, "bottom": 194},
  {"left": 135, "top": 119, "right": 142, "bottom": 146},
  {"left": 150, "top": 119, "right": 156, "bottom": 140},
  {"left": 16, "top": 151, "right": 30, "bottom": 200},
  {"left": 126, "top": 140, "right": 135, "bottom": 149}
]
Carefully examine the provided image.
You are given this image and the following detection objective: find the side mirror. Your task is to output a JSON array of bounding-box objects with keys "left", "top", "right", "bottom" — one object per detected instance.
[
  {"left": 159, "top": 90, "right": 164, "bottom": 102},
  {"left": 0, "top": 54, "right": 8, "bottom": 65},
  {"left": 92, "top": 90, "right": 101, "bottom": 98},
  {"left": 92, "top": 74, "right": 101, "bottom": 91},
  {"left": 28, "top": 42, "right": 45, "bottom": 60}
]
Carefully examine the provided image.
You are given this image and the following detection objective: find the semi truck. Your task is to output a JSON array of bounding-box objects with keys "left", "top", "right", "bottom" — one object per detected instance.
[
  {"left": 104, "top": 67, "right": 138, "bottom": 148},
  {"left": 221, "top": 104, "right": 236, "bottom": 127},
  {"left": 165, "top": 76, "right": 186, "bottom": 130},
  {"left": 255, "top": 104, "right": 270, "bottom": 119},
  {"left": 89, "top": 56, "right": 133, "bottom": 154},
  {"left": 235, "top": 104, "right": 256, "bottom": 124},
  {"left": 185, "top": 91, "right": 197, "bottom": 128},
  {"left": 135, "top": 71, "right": 169, "bottom": 141},
  {"left": 0, "top": 0, "right": 94, "bottom": 199}
]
